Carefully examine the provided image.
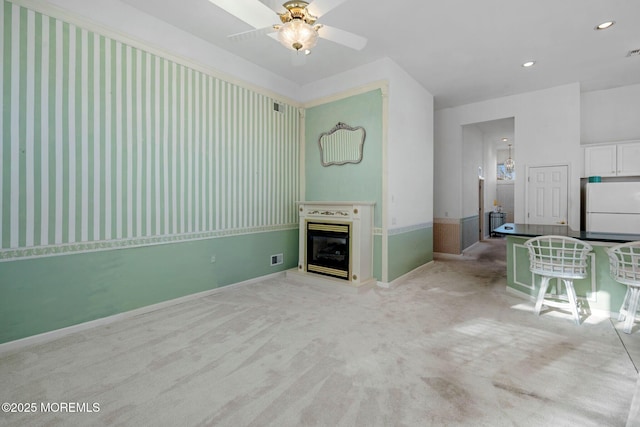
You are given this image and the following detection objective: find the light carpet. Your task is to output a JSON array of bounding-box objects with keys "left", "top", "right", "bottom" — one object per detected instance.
[{"left": 1, "top": 239, "right": 639, "bottom": 426}]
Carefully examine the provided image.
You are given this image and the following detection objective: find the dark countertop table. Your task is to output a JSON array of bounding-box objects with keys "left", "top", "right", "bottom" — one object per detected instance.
[{"left": 493, "top": 223, "right": 640, "bottom": 243}]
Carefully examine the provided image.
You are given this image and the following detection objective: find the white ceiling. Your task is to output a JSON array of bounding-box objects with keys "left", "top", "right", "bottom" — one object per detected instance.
[
  {"left": 120, "top": 0, "right": 640, "bottom": 109},
  {"left": 473, "top": 118, "right": 515, "bottom": 149}
]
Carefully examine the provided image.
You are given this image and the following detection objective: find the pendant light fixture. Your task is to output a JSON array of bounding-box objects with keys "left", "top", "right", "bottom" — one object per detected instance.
[{"left": 505, "top": 143, "right": 515, "bottom": 173}]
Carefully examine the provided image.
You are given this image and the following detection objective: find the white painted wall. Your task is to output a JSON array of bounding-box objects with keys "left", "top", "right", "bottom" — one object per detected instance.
[
  {"left": 484, "top": 134, "right": 499, "bottom": 215},
  {"left": 581, "top": 83, "right": 640, "bottom": 144},
  {"left": 461, "top": 125, "right": 483, "bottom": 218},
  {"left": 434, "top": 109, "right": 462, "bottom": 220},
  {"left": 496, "top": 182, "right": 515, "bottom": 223},
  {"left": 386, "top": 63, "right": 434, "bottom": 230},
  {"left": 435, "top": 83, "right": 582, "bottom": 228},
  {"left": 496, "top": 148, "right": 509, "bottom": 164},
  {"left": 297, "top": 58, "right": 394, "bottom": 103},
  {"left": 39, "top": 0, "right": 299, "bottom": 100}
]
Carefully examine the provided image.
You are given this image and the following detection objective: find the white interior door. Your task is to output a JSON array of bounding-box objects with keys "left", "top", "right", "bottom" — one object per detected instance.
[{"left": 527, "top": 165, "right": 568, "bottom": 225}]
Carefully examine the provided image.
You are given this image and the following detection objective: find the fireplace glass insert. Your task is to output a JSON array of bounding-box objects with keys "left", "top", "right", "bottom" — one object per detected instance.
[{"left": 306, "top": 222, "right": 350, "bottom": 280}]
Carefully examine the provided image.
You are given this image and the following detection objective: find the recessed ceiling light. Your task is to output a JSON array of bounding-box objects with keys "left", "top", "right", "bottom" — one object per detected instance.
[
  {"left": 595, "top": 21, "right": 615, "bottom": 30},
  {"left": 502, "top": 138, "right": 508, "bottom": 142},
  {"left": 522, "top": 61, "right": 536, "bottom": 68}
]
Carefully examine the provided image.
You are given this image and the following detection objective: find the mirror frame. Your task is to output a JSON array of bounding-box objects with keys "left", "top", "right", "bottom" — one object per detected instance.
[{"left": 318, "top": 122, "right": 366, "bottom": 167}]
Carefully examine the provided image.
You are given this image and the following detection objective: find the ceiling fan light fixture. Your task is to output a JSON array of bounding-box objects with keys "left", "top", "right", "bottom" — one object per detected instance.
[
  {"left": 278, "top": 19, "right": 319, "bottom": 51},
  {"left": 279, "top": 1, "right": 317, "bottom": 25}
]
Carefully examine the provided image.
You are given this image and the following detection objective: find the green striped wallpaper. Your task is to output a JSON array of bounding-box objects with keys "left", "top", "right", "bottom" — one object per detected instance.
[{"left": 0, "top": 1, "right": 300, "bottom": 260}]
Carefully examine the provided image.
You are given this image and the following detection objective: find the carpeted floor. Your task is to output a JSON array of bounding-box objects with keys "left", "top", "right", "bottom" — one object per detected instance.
[{"left": 1, "top": 238, "right": 639, "bottom": 426}]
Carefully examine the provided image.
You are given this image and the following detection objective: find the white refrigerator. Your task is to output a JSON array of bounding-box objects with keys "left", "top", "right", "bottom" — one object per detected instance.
[{"left": 586, "top": 182, "right": 640, "bottom": 233}]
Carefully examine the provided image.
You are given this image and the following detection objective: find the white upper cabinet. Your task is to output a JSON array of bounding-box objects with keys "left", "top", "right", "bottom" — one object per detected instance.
[
  {"left": 617, "top": 142, "right": 640, "bottom": 176},
  {"left": 584, "top": 141, "right": 640, "bottom": 177},
  {"left": 584, "top": 144, "right": 616, "bottom": 177}
]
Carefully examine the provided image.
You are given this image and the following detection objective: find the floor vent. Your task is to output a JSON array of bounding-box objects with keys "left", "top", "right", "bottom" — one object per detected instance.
[
  {"left": 270, "top": 253, "right": 283, "bottom": 266},
  {"left": 627, "top": 49, "right": 640, "bottom": 57}
]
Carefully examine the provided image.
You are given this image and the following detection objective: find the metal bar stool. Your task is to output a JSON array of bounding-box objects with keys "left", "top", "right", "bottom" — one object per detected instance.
[
  {"left": 607, "top": 241, "right": 640, "bottom": 334},
  {"left": 524, "top": 235, "right": 593, "bottom": 325}
]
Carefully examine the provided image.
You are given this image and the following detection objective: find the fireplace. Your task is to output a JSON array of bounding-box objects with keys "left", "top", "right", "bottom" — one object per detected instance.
[
  {"left": 293, "top": 201, "right": 375, "bottom": 287},
  {"left": 306, "top": 222, "right": 350, "bottom": 280}
]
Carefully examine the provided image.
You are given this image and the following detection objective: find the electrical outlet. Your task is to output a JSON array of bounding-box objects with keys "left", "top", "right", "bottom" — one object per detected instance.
[{"left": 210, "top": 255, "right": 216, "bottom": 264}]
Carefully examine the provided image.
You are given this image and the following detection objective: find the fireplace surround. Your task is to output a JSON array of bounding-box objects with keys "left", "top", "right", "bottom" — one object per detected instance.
[{"left": 295, "top": 201, "right": 375, "bottom": 287}]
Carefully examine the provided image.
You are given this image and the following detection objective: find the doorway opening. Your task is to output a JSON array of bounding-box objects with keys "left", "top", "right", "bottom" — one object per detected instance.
[{"left": 462, "top": 117, "right": 515, "bottom": 248}]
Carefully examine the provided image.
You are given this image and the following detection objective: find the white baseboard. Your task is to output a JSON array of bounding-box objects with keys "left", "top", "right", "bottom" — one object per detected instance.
[
  {"left": 378, "top": 261, "right": 436, "bottom": 289},
  {"left": 0, "top": 271, "right": 286, "bottom": 355},
  {"left": 285, "top": 269, "right": 377, "bottom": 294}
]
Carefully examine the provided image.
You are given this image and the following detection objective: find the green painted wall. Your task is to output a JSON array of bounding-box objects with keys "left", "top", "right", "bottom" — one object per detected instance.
[
  {"left": 0, "top": 229, "right": 298, "bottom": 343},
  {"left": 0, "top": 2, "right": 301, "bottom": 343},
  {"left": 388, "top": 227, "right": 434, "bottom": 282},
  {"left": 304, "top": 90, "right": 384, "bottom": 279},
  {"left": 304, "top": 90, "right": 383, "bottom": 227}
]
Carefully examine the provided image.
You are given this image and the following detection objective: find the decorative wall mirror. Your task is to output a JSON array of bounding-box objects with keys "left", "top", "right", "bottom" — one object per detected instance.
[{"left": 318, "top": 122, "right": 366, "bottom": 166}]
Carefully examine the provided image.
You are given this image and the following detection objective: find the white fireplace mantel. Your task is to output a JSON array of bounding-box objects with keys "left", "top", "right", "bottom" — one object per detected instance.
[{"left": 294, "top": 201, "right": 375, "bottom": 287}]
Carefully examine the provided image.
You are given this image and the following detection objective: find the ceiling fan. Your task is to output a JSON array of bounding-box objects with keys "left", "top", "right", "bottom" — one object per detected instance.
[{"left": 208, "top": 0, "right": 367, "bottom": 55}]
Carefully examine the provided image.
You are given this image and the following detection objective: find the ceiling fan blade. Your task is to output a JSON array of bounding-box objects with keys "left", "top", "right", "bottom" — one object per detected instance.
[
  {"left": 208, "top": 0, "right": 276, "bottom": 29},
  {"left": 307, "top": 0, "right": 349, "bottom": 17},
  {"left": 256, "top": 0, "right": 286, "bottom": 13},
  {"left": 228, "top": 26, "right": 277, "bottom": 42},
  {"left": 317, "top": 25, "right": 367, "bottom": 50}
]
